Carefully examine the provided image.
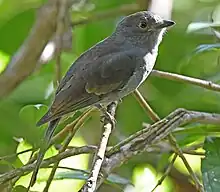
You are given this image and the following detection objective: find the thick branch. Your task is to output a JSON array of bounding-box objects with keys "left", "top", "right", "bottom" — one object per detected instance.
[
  {"left": 96, "top": 108, "right": 220, "bottom": 189},
  {"left": 0, "top": 0, "right": 76, "bottom": 98}
]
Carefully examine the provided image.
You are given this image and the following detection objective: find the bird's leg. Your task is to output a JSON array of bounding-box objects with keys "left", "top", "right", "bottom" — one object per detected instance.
[{"left": 95, "top": 104, "right": 116, "bottom": 128}]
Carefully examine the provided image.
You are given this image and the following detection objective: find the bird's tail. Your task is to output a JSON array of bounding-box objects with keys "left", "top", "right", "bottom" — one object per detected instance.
[{"left": 27, "top": 118, "right": 60, "bottom": 190}]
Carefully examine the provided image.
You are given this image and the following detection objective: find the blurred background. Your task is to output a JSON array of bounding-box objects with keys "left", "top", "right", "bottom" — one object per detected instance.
[{"left": 0, "top": 0, "right": 220, "bottom": 191}]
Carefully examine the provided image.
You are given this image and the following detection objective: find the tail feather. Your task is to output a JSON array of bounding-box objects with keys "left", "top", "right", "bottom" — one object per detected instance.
[{"left": 28, "top": 118, "right": 60, "bottom": 190}]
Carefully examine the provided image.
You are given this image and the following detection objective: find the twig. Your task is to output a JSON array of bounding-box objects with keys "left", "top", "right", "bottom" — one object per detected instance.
[
  {"left": 54, "top": 0, "right": 69, "bottom": 84},
  {"left": 151, "top": 70, "right": 220, "bottom": 93},
  {"left": 43, "top": 109, "right": 92, "bottom": 192},
  {"left": 48, "top": 165, "right": 89, "bottom": 174},
  {"left": 144, "top": 142, "right": 205, "bottom": 156},
  {"left": 133, "top": 90, "right": 160, "bottom": 121},
  {"left": 79, "top": 101, "right": 118, "bottom": 192},
  {"left": 0, "top": 148, "right": 34, "bottom": 161},
  {"left": 168, "top": 134, "right": 203, "bottom": 191},
  {"left": 132, "top": 90, "right": 203, "bottom": 191},
  {"left": 151, "top": 153, "right": 178, "bottom": 192}
]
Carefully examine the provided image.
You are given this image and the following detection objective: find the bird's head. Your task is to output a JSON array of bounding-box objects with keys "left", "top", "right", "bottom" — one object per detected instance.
[{"left": 115, "top": 11, "right": 175, "bottom": 49}]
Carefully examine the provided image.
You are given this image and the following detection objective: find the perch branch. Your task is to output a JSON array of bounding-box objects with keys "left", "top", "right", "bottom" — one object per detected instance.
[{"left": 79, "top": 102, "right": 118, "bottom": 192}]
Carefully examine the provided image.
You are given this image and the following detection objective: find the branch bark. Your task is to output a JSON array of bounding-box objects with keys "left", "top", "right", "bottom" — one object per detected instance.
[
  {"left": 0, "top": 0, "right": 77, "bottom": 98},
  {"left": 151, "top": 70, "right": 220, "bottom": 92},
  {"left": 79, "top": 102, "right": 118, "bottom": 192}
]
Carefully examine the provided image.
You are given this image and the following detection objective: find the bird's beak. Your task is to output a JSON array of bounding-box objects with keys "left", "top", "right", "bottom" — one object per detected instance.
[{"left": 156, "top": 19, "right": 175, "bottom": 29}]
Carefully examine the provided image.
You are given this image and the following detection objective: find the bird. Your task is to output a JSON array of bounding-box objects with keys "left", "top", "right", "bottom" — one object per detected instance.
[{"left": 28, "top": 11, "right": 175, "bottom": 188}]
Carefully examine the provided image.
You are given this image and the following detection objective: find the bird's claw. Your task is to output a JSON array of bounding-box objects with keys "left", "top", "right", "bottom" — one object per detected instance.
[{"left": 100, "top": 112, "right": 116, "bottom": 128}]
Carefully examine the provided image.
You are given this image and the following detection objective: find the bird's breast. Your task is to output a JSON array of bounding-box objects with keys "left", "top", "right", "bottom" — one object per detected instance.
[{"left": 139, "top": 50, "right": 158, "bottom": 84}]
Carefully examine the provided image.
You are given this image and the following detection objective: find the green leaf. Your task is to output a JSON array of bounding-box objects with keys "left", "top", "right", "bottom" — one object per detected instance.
[
  {"left": 12, "top": 185, "right": 38, "bottom": 192},
  {"left": 192, "top": 44, "right": 220, "bottom": 55},
  {"left": 173, "top": 124, "right": 220, "bottom": 147},
  {"left": 18, "top": 104, "right": 48, "bottom": 146},
  {"left": 16, "top": 140, "right": 32, "bottom": 165},
  {"left": 19, "top": 104, "right": 48, "bottom": 125},
  {"left": 54, "top": 170, "right": 132, "bottom": 185},
  {"left": 187, "top": 22, "right": 220, "bottom": 33},
  {"left": 202, "top": 137, "right": 220, "bottom": 192}
]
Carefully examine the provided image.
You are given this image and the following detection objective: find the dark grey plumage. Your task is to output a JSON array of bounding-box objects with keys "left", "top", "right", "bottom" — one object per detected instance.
[{"left": 28, "top": 11, "right": 175, "bottom": 188}]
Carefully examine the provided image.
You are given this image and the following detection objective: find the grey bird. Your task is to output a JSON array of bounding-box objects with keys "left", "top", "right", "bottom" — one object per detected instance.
[{"left": 28, "top": 11, "right": 175, "bottom": 188}]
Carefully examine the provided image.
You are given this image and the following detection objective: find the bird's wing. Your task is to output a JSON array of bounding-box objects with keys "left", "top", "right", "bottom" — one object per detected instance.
[
  {"left": 85, "top": 52, "right": 136, "bottom": 95},
  {"left": 37, "top": 51, "right": 137, "bottom": 125}
]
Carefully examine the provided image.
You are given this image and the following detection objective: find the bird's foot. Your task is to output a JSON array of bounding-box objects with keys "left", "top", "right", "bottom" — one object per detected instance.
[
  {"left": 95, "top": 104, "right": 116, "bottom": 128},
  {"left": 100, "top": 111, "right": 117, "bottom": 127}
]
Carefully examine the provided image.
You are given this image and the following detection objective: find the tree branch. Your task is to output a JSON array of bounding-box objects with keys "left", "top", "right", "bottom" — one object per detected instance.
[
  {"left": 0, "top": 0, "right": 78, "bottom": 98},
  {"left": 0, "top": 145, "right": 96, "bottom": 184},
  {"left": 79, "top": 102, "right": 118, "bottom": 192},
  {"left": 151, "top": 70, "right": 220, "bottom": 92},
  {"left": 96, "top": 108, "right": 220, "bottom": 189}
]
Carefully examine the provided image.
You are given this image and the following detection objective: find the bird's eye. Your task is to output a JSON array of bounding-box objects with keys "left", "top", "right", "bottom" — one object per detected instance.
[{"left": 139, "top": 21, "right": 147, "bottom": 29}]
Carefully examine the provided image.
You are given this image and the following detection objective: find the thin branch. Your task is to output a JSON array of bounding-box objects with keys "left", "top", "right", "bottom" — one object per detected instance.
[
  {"left": 79, "top": 102, "right": 118, "bottom": 192},
  {"left": 132, "top": 90, "right": 203, "bottom": 191},
  {"left": 0, "top": 148, "right": 34, "bottom": 161},
  {"left": 133, "top": 90, "right": 160, "bottom": 121},
  {"left": 43, "top": 109, "right": 92, "bottom": 192},
  {"left": 54, "top": 0, "right": 69, "bottom": 85},
  {"left": 151, "top": 153, "right": 178, "bottom": 192},
  {"left": 151, "top": 70, "right": 220, "bottom": 93},
  {"left": 0, "top": 145, "right": 96, "bottom": 184},
  {"left": 168, "top": 134, "right": 203, "bottom": 191},
  {"left": 145, "top": 142, "right": 205, "bottom": 156}
]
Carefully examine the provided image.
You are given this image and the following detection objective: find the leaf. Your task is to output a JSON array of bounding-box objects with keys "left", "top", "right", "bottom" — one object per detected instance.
[
  {"left": 19, "top": 104, "right": 48, "bottom": 125},
  {"left": 178, "top": 43, "right": 220, "bottom": 78},
  {"left": 187, "top": 22, "right": 220, "bottom": 33},
  {"left": 202, "top": 137, "right": 220, "bottom": 192},
  {"left": 53, "top": 170, "right": 132, "bottom": 185},
  {"left": 18, "top": 104, "right": 48, "bottom": 146},
  {"left": 192, "top": 44, "right": 220, "bottom": 55},
  {"left": 108, "top": 173, "right": 132, "bottom": 185},
  {"left": 16, "top": 140, "right": 32, "bottom": 165},
  {"left": 12, "top": 185, "right": 38, "bottom": 192},
  {"left": 173, "top": 124, "right": 220, "bottom": 147}
]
